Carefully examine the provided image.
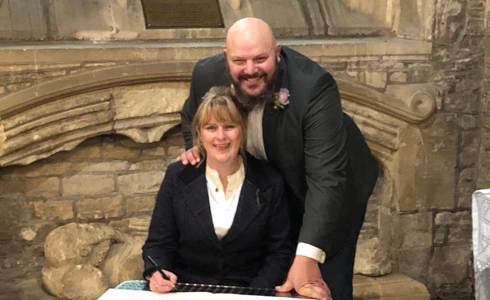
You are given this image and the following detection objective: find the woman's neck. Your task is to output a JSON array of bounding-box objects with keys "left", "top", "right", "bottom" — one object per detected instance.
[{"left": 207, "top": 157, "right": 242, "bottom": 192}]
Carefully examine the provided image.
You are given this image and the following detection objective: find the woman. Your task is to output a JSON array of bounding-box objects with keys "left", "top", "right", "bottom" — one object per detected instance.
[{"left": 142, "top": 86, "right": 292, "bottom": 293}]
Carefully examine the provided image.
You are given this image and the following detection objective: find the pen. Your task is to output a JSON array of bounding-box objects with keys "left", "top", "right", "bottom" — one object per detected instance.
[{"left": 146, "top": 255, "right": 171, "bottom": 281}]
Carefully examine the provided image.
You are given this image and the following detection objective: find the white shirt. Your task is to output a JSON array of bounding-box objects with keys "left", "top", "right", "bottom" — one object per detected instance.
[
  {"left": 206, "top": 161, "right": 245, "bottom": 239},
  {"left": 246, "top": 104, "right": 326, "bottom": 264}
]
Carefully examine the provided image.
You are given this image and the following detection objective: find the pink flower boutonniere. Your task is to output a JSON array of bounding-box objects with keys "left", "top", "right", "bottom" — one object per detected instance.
[{"left": 273, "top": 88, "right": 290, "bottom": 110}]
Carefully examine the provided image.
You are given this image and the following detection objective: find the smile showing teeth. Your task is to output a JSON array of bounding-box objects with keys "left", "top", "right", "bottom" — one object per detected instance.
[{"left": 214, "top": 144, "right": 229, "bottom": 150}]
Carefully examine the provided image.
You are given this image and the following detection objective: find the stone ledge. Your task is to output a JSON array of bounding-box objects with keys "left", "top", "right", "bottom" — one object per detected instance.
[
  {"left": 353, "top": 273, "right": 430, "bottom": 300},
  {"left": 0, "top": 38, "right": 431, "bottom": 66}
]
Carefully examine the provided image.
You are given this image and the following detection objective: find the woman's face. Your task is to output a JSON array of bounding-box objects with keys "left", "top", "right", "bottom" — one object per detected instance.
[{"left": 199, "top": 115, "right": 242, "bottom": 170}]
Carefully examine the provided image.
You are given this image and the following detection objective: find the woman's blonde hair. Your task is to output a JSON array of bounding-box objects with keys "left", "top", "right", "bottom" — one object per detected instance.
[{"left": 192, "top": 86, "right": 247, "bottom": 158}]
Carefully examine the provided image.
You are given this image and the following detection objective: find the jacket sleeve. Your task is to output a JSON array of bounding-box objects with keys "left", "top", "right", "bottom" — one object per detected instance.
[
  {"left": 141, "top": 164, "right": 180, "bottom": 278},
  {"left": 250, "top": 178, "right": 293, "bottom": 288},
  {"left": 181, "top": 63, "right": 201, "bottom": 150},
  {"left": 298, "top": 72, "right": 348, "bottom": 255}
]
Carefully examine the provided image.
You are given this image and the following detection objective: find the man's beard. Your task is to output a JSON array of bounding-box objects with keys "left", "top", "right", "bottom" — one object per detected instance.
[{"left": 227, "top": 67, "right": 279, "bottom": 113}]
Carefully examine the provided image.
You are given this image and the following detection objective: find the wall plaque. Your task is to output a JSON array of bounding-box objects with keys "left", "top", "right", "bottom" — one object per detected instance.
[{"left": 141, "top": 0, "right": 224, "bottom": 29}]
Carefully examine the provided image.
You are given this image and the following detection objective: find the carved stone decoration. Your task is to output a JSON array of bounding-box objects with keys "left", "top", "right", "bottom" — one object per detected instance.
[
  {"left": 0, "top": 62, "right": 192, "bottom": 167},
  {"left": 42, "top": 223, "right": 144, "bottom": 300}
]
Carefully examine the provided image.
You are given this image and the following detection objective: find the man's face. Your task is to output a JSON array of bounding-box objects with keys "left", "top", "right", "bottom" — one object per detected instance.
[{"left": 225, "top": 41, "right": 279, "bottom": 99}]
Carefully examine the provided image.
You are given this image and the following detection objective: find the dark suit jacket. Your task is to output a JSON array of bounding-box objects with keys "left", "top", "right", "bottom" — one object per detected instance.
[
  {"left": 142, "top": 154, "right": 292, "bottom": 288},
  {"left": 181, "top": 47, "right": 379, "bottom": 257}
]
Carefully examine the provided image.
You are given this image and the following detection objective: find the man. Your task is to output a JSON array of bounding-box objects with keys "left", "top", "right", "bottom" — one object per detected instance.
[{"left": 179, "top": 18, "right": 378, "bottom": 300}]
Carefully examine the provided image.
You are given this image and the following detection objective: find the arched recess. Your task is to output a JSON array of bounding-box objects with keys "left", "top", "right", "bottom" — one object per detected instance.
[
  {"left": 0, "top": 61, "right": 436, "bottom": 212},
  {"left": 0, "top": 60, "right": 436, "bottom": 275}
]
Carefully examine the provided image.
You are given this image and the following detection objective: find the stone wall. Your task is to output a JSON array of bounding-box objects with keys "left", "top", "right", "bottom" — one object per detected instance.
[
  {"left": 0, "top": 1, "right": 487, "bottom": 299},
  {"left": 0, "top": 131, "right": 184, "bottom": 300},
  {"left": 479, "top": 0, "right": 490, "bottom": 188},
  {"left": 428, "top": 0, "right": 486, "bottom": 298}
]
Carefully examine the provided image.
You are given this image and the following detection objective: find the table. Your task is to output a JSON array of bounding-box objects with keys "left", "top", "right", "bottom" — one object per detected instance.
[{"left": 98, "top": 289, "right": 301, "bottom": 300}]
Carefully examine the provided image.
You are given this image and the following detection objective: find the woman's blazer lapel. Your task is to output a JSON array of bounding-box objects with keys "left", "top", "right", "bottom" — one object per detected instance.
[
  {"left": 179, "top": 164, "right": 220, "bottom": 245},
  {"left": 221, "top": 178, "right": 262, "bottom": 245}
]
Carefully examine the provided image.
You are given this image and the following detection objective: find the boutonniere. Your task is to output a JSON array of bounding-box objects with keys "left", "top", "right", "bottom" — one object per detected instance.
[{"left": 273, "top": 88, "right": 290, "bottom": 110}]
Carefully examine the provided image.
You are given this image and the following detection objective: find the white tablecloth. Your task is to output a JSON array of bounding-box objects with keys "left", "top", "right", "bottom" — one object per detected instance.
[{"left": 472, "top": 189, "right": 490, "bottom": 300}]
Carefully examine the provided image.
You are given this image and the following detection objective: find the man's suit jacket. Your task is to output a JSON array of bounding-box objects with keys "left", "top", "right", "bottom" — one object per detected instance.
[
  {"left": 142, "top": 154, "right": 292, "bottom": 288},
  {"left": 181, "top": 47, "right": 379, "bottom": 257}
]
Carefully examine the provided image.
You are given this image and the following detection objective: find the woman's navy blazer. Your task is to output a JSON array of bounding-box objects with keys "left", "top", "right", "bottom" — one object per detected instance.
[{"left": 142, "top": 154, "right": 293, "bottom": 288}]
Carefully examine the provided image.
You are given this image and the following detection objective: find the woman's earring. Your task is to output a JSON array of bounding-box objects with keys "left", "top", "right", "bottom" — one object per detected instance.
[{"left": 277, "top": 56, "right": 281, "bottom": 63}]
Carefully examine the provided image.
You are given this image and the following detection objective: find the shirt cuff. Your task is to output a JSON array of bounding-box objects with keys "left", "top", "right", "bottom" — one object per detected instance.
[{"left": 296, "top": 242, "right": 326, "bottom": 264}]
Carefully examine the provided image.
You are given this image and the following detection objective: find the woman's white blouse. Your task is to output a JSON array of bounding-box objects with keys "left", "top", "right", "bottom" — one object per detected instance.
[{"left": 205, "top": 161, "right": 245, "bottom": 239}]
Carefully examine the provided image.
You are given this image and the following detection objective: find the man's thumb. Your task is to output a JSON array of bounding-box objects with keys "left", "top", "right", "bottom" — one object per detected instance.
[{"left": 275, "top": 279, "right": 293, "bottom": 293}]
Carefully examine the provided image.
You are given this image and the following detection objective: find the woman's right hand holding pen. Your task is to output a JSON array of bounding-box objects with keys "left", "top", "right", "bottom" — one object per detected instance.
[{"left": 148, "top": 269, "right": 178, "bottom": 293}]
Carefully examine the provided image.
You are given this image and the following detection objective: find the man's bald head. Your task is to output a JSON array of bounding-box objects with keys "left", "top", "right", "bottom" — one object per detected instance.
[
  {"left": 224, "top": 18, "right": 280, "bottom": 105},
  {"left": 226, "top": 17, "right": 277, "bottom": 51}
]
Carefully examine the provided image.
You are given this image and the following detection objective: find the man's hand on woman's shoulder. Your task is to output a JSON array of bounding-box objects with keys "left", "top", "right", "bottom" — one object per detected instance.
[{"left": 177, "top": 146, "right": 201, "bottom": 165}]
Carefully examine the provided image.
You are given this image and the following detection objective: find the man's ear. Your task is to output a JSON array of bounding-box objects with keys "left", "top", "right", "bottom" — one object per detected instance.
[
  {"left": 224, "top": 48, "right": 228, "bottom": 60},
  {"left": 275, "top": 45, "right": 281, "bottom": 56}
]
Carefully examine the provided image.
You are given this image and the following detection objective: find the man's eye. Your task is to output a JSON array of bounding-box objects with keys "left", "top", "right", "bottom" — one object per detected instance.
[
  {"left": 254, "top": 57, "right": 267, "bottom": 63},
  {"left": 233, "top": 59, "right": 245, "bottom": 65}
]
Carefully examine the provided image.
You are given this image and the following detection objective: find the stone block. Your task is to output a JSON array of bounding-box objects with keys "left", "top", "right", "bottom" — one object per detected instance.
[
  {"left": 429, "top": 245, "right": 471, "bottom": 288},
  {"left": 397, "top": 247, "right": 432, "bottom": 283},
  {"left": 433, "top": 226, "right": 447, "bottom": 245},
  {"left": 434, "top": 211, "right": 471, "bottom": 226},
  {"left": 477, "top": 129, "right": 490, "bottom": 187},
  {"left": 60, "top": 140, "right": 102, "bottom": 162},
  {"left": 364, "top": 71, "right": 387, "bottom": 89},
  {"left": 434, "top": 210, "right": 472, "bottom": 244},
  {"left": 33, "top": 200, "right": 74, "bottom": 221},
  {"left": 459, "top": 114, "right": 478, "bottom": 130},
  {"left": 445, "top": 89, "right": 481, "bottom": 113},
  {"left": 24, "top": 177, "right": 61, "bottom": 197},
  {"left": 457, "top": 185, "right": 475, "bottom": 209},
  {"left": 394, "top": 0, "right": 434, "bottom": 40},
  {"left": 17, "top": 162, "right": 74, "bottom": 178},
  {"left": 101, "top": 138, "right": 141, "bottom": 161},
  {"left": 353, "top": 273, "right": 430, "bottom": 300},
  {"left": 447, "top": 223, "right": 471, "bottom": 244},
  {"left": 0, "top": 200, "right": 33, "bottom": 240},
  {"left": 0, "top": 176, "right": 58, "bottom": 198},
  {"left": 76, "top": 196, "right": 124, "bottom": 220},
  {"left": 166, "top": 143, "right": 185, "bottom": 158},
  {"left": 2, "top": 0, "right": 47, "bottom": 40},
  {"left": 52, "top": 0, "right": 113, "bottom": 39},
  {"left": 117, "top": 171, "right": 163, "bottom": 194},
  {"left": 140, "top": 145, "right": 167, "bottom": 157},
  {"left": 459, "top": 130, "right": 480, "bottom": 168},
  {"left": 420, "top": 115, "right": 458, "bottom": 210},
  {"left": 126, "top": 195, "right": 156, "bottom": 215},
  {"left": 354, "top": 237, "right": 391, "bottom": 276},
  {"left": 396, "top": 212, "right": 433, "bottom": 249},
  {"left": 63, "top": 174, "right": 114, "bottom": 196},
  {"left": 128, "top": 159, "right": 166, "bottom": 171},
  {"left": 408, "top": 63, "right": 433, "bottom": 83},
  {"left": 72, "top": 161, "right": 130, "bottom": 173},
  {"left": 113, "top": 83, "right": 188, "bottom": 120},
  {"left": 389, "top": 72, "right": 408, "bottom": 83}
]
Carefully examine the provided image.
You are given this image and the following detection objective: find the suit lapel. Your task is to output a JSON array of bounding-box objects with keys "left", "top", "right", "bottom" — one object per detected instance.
[
  {"left": 263, "top": 53, "right": 289, "bottom": 163},
  {"left": 184, "top": 175, "right": 220, "bottom": 245},
  {"left": 221, "top": 179, "right": 262, "bottom": 244}
]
